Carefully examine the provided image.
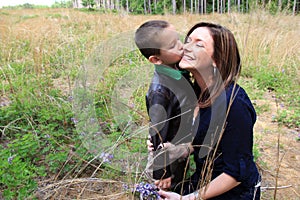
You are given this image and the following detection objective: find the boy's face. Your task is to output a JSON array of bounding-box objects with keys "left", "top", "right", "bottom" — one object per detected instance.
[{"left": 157, "top": 25, "right": 183, "bottom": 66}]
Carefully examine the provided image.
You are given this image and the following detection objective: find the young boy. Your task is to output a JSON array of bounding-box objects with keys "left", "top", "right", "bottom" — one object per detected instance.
[{"left": 134, "top": 20, "right": 195, "bottom": 190}]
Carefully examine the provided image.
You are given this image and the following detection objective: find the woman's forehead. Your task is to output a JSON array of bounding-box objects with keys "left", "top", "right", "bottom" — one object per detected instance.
[
  {"left": 189, "top": 27, "right": 213, "bottom": 44},
  {"left": 190, "top": 27, "right": 211, "bottom": 37}
]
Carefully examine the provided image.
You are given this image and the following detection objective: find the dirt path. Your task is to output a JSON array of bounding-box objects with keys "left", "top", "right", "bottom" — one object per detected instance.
[{"left": 253, "top": 93, "right": 300, "bottom": 199}]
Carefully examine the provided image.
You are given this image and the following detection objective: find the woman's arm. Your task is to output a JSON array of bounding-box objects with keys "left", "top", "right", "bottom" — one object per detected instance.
[
  {"left": 158, "top": 173, "right": 240, "bottom": 200},
  {"left": 198, "top": 172, "right": 240, "bottom": 199}
]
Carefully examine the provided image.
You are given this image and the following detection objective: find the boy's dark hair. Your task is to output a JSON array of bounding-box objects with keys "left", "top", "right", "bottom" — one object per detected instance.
[{"left": 134, "top": 20, "right": 170, "bottom": 59}]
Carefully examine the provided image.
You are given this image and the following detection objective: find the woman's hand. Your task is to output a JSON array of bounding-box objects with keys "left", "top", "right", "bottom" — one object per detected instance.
[
  {"left": 158, "top": 189, "right": 182, "bottom": 200},
  {"left": 158, "top": 190, "right": 192, "bottom": 200}
]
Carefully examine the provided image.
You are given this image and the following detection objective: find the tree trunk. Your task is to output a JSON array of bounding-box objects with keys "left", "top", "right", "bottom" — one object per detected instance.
[
  {"left": 95, "top": 0, "right": 100, "bottom": 8},
  {"left": 278, "top": 0, "right": 282, "bottom": 11},
  {"left": 201, "top": 0, "right": 203, "bottom": 14},
  {"left": 106, "top": 0, "right": 109, "bottom": 9},
  {"left": 228, "top": 0, "right": 230, "bottom": 13},
  {"left": 102, "top": 0, "right": 105, "bottom": 9},
  {"left": 217, "top": 0, "right": 219, "bottom": 13},
  {"left": 172, "top": 0, "right": 176, "bottom": 14},
  {"left": 148, "top": 0, "right": 152, "bottom": 14},
  {"left": 191, "top": 0, "right": 193, "bottom": 13},
  {"left": 204, "top": 0, "right": 206, "bottom": 13},
  {"left": 238, "top": 0, "right": 240, "bottom": 12},
  {"left": 116, "top": 0, "right": 120, "bottom": 10},
  {"left": 110, "top": 0, "right": 114, "bottom": 9},
  {"left": 293, "top": 0, "right": 296, "bottom": 15},
  {"left": 183, "top": 0, "right": 186, "bottom": 14},
  {"left": 73, "top": 0, "right": 77, "bottom": 8},
  {"left": 220, "top": 0, "right": 223, "bottom": 13},
  {"left": 144, "top": 0, "right": 147, "bottom": 14},
  {"left": 126, "top": 0, "right": 129, "bottom": 13},
  {"left": 212, "top": 0, "right": 215, "bottom": 13}
]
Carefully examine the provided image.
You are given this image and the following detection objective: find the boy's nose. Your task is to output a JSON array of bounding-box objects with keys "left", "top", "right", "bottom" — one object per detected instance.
[{"left": 178, "top": 41, "right": 183, "bottom": 49}]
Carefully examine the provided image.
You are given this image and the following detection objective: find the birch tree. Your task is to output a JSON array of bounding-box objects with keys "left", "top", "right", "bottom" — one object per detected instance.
[
  {"left": 228, "top": 0, "right": 230, "bottom": 13},
  {"left": 148, "top": 0, "right": 152, "bottom": 14},
  {"left": 293, "top": 0, "right": 297, "bottom": 15},
  {"left": 144, "top": 0, "right": 147, "bottom": 13},
  {"left": 172, "top": 0, "right": 176, "bottom": 14}
]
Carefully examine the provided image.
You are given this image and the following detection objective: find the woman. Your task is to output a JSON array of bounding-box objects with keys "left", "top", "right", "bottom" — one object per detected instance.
[{"left": 157, "top": 22, "right": 261, "bottom": 199}]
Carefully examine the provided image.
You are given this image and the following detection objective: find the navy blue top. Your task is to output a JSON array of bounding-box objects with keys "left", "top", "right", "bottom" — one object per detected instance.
[{"left": 192, "top": 83, "right": 259, "bottom": 188}]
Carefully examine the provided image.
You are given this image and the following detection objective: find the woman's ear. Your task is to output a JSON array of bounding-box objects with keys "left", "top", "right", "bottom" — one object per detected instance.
[{"left": 149, "top": 55, "right": 163, "bottom": 65}]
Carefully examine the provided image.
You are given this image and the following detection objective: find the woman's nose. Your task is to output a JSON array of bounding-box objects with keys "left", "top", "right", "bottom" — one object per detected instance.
[{"left": 183, "top": 42, "right": 192, "bottom": 51}]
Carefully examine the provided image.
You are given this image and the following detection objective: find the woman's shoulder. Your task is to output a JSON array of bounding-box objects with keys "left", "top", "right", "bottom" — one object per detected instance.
[
  {"left": 226, "top": 83, "right": 251, "bottom": 104},
  {"left": 226, "top": 83, "right": 256, "bottom": 121}
]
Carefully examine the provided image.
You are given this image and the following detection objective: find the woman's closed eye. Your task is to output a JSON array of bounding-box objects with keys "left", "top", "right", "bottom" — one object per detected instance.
[{"left": 196, "top": 42, "right": 205, "bottom": 48}]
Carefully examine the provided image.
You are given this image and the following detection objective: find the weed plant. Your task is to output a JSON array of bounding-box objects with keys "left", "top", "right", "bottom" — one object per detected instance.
[{"left": 0, "top": 8, "right": 299, "bottom": 199}]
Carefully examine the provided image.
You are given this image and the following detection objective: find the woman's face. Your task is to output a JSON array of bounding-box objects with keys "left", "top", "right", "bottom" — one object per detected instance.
[{"left": 179, "top": 27, "right": 215, "bottom": 73}]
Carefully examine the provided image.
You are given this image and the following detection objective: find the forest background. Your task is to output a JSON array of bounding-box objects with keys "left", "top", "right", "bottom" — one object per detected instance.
[{"left": 0, "top": 1, "right": 299, "bottom": 200}]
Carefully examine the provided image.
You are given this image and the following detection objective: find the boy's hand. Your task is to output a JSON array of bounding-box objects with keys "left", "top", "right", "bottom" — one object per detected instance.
[
  {"left": 155, "top": 177, "right": 172, "bottom": 189},
  {"left": 165, "top": 143, "right": 192, "bottom": 161},
  {"left": 147, "top": 140, "right": 192, "bottom": 160},
  {"left": 147, "top": 137, "right": 154, "bottom": 152}
]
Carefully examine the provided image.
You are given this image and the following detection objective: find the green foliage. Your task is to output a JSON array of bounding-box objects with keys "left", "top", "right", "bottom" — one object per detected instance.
[
  {"left": 276, "top": 109, "right": 300, "bottom": 128},
  {"left": 0, "top": 63, "right": 89, "bottom": 198},
  {"left": 51, "top": 0, "right": 73, "bottom": 8},
  {"left": 46, "top": 13, "right": 69, "bottom": 19},
  {"left": 240, "top": 64, "right": 300, "bottom": 129},
  {"left": 254, "top": 103, "right": 270, "bottom": 115},
  {"left": 253, "top": 143, "right": 261, "bottom": 162},
  {"left": 238, "top": 77, "right": 264, "bottom": 100},
  {"left": 0, "top": 139, "right": 40, "bottom": 200},
  {"left": 82, "top": 0, "right": 96, "bottom": 10}
]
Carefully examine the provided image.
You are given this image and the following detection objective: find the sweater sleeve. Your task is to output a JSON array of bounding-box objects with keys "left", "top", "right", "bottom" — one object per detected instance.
[
  {"left": 220, "top": 92, "right": 257, "bottom": 185},
  {"left": 146, "top": 87, "right": 174, "bottom": 179}
]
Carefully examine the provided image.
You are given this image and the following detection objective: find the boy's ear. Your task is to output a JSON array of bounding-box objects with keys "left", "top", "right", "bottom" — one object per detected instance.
[{"left": 149, "top": 55, "right": 163, "bottom": 65}]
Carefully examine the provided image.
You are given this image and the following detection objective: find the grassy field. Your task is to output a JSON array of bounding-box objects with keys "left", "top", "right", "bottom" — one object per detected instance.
[{"left": 0, "top": 8, "right": 299, "bottom": 199}]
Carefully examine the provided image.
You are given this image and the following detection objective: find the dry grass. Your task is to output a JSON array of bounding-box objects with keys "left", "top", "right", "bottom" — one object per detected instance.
[{"left": 1, "top": 9, "right": 299, "bottom": 72}]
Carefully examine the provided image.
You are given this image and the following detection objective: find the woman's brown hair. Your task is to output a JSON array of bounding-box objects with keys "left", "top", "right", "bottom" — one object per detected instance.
[{"left": 185, "top": 22, "right": 241, "bottom": 108}]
